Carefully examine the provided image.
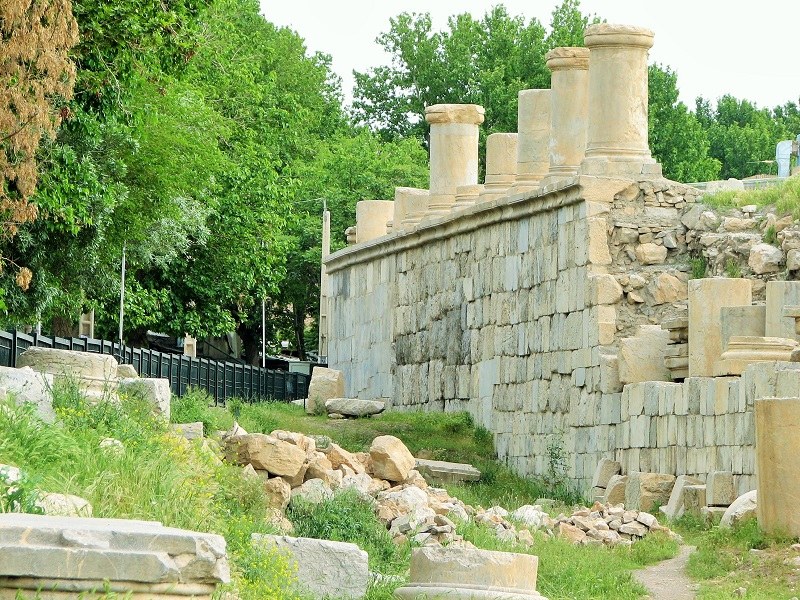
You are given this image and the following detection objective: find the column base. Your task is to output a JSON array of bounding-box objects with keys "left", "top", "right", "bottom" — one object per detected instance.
[
  {"left": 423, "top": 194, "right": 456, "bottom": 220},
  {"left": 395, "top": 584, "right": 548, "bottom": 600},
  {"left": 580, "top": 156, "right": 662, "bottom": 178}
]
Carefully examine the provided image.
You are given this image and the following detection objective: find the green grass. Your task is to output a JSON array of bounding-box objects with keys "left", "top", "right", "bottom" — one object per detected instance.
[
  {"left": 673, "top": 516, "right": 800, "bottom": 599},
  {"left": 701, "top": 176, "right": 800, "bottom": 217}
]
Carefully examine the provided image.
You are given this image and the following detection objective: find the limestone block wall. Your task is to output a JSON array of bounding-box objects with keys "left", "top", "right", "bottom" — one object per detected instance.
[{"left": 616, "top": 361, "right": 800, "bottom": 496}]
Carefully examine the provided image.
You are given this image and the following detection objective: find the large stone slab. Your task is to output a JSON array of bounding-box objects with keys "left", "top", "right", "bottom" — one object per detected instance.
[
  {"left": 618, "top": 325, "right": 671, "bottom": 384},
  {"left": 252, "top": 534, "right": 368, "bottom": 599},
  {"left": 225, "top": 434, "right": 307, "bottom": 478},
  {"left": 18, "top": 347, "right": 119, "bottom": 401},
  {"left": 659, "top": 475, "right": 703, "bottom": 520},
  {"left": 590, "top": 458, "right": 621, "bottom": 489},
  {"left": 325, "top": 398, "right": 385, "bottom": 417},
  {"left": 394, "top": 546, "right": 547, "bottom": 600},
  {"left": 0, "top": 366, "right": 54, "bottom": 423},
  {"left": 706, "top": 471, "right": 735, "bottom": 507},
  {"left": 306, "top": 367, "right": 345, "bottom": 414},
  {"left": 415, "top": 459, "right": 481, "bottom": 484},
  {"left": 721, "top": 490, "right": 757, "bottom": 529},
  {"left": 0, "top": 513, "right": 228, "bottom": 598},
  {"left": 766, "top": 281, "right": 800, "bottom": 341},
  {"left": 119, "top": 377, "right": 171, "bottom": 421}
]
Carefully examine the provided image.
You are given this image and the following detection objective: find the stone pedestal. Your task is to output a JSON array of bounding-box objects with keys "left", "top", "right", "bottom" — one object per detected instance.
[
  {"left": 540, "top": 47, "right": 589, "bottom": 189},
  {"left": 688, "top": 278, "right": 752, "bottom": 377},
  {"left": 183, "top": 334, "right": 197, "bottom": 358},
  {"left": 424, "top": 104, "right": 485, "bottom": 217},
  {"left": 0, "top": 513, "right": 229, "bottom": 599},
  {"left": 17, "top": 347, "right": 118, "bottom": 401},
  {"left": 355, "top": 201, "right": 394, "bottom": 244},
  {"left": 394, "top": 547, "right": 548, "bottom": 600},
  {"left": 394, "top": 187, "right": 429, "bottom": 231},
  {"left": 580, "top": 24, "right": 661, "bottom": 178},
  {"left": 720, "top": 305, "right": 766, "bottom": 350},
  {"left": 78, "top": 311, "right": 94, "bottom": 338},
  {"left": 454, "top": 184, "right": 484, "bottom": 210},
  {"left": 715, "top": 336, "right": 798, "bottom": 376},
  {"left": 509, "top": 90, "right": 551, "bottom": 195},
  {"left": 479, "top": 133, "right": 517, "bottom": 202},
  {"left": 755, "top": 397, "right": 800, "bottom": 537}
]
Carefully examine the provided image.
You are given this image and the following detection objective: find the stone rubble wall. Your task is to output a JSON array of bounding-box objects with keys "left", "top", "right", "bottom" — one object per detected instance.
[{"left": 327, "top": 175, "right": 800, "bottom": 491}]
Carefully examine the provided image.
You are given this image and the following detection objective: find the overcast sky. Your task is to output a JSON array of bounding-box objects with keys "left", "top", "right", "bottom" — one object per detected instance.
[{"left": 260, "top": 0, "right": 799, "bottom": 111}]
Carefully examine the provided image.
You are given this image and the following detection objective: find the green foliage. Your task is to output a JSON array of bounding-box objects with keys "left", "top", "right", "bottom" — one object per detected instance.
[
  {"left": 648, "top": 65, "right": 721, "bottom": 182},
  {"left": 690, "top": 255, "right": 708, "bottom": 279},
  {"left": 724, "top": 258, "right": 742, "bottom": 278},
  {"left": 0, "top": 465, "right": 42, "bottom": 515},
  {"left": 288, "top": 489, "right": 409, "bottom": 574},
  {"left": 701, "top": 177, "right": 800, "bottom": 218},
  {"left": 763, "top": 225, "right": 778, "bottom": 245},
  {"left": 170, "top": 388, "right": 233, "bottom": 433}
]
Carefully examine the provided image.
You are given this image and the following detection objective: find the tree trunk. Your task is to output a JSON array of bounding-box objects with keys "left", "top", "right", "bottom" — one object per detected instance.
[{"left": 238, "top": 323, "right": 261, "bottom": 366}]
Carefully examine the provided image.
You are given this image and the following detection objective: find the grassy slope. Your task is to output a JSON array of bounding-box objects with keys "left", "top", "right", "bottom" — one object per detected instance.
[{"left": 701, "top": 176, "right": 800, "bottom": 217}]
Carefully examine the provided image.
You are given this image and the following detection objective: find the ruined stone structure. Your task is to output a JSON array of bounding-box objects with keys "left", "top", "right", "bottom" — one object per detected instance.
[{"left": 325, "top": 24, "right": 800, "bottom": 492}]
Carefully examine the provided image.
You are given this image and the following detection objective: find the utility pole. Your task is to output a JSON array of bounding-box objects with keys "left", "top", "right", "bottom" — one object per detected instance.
[
  {"left": 318, "top": 199, "right": 330, "bottom": 363},
  {"left": 119, "top": 243, "right": 126, "bottom": 347}
]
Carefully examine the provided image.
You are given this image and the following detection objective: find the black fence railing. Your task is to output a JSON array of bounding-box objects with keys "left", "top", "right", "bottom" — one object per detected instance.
[{"left": 0, "top": 330, "right": 310, "bottom": 404}]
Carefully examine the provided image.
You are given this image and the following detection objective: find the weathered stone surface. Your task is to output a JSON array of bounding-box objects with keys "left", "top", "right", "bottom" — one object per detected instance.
[
  {"left": 117, "top": 364, "right": 138, "bottom": 378},
  {"left": 682, "top": 485, "right": 707, "bottom": 517},
  {"left": 660, "top": 475, "right": 703, "bottom": 520},
  {"left": 171, "top": 422, "right": 204, "bottom": 440},
  {"left": 635, "top": 243, "right": 668, "bottom": 265},
  {"left": 99, "top": 437, "right": 124, "bottom": 454},
  {"left": 305, "top": 453, "right": 333, "bottom": 481},
  {"left": 591, "top": 458, "right": 621, "bottom": 489},
  {"left": 0, "top": 513, "right": 229, "bottom": 593},
  {"left": 290, "top": 478, "right": 333, "bottom": 505},
  {"left": 394, "top": 546, "right": 545, "bottom": 600},
  {"left": 721, "top": 490, "right": 757, "bottom": 529},
  {"left": 18, "top": 348, "right": 119, "bottom": 401},
  {"left": 748, "top": 243, "right": 783, "bottom": 274},
  {"left": 755, "top": 396, "right": 800, "bottom": 536},
  {"left": 0, "top": 366, "right": 54, "bottom": 423},
  {"left": 263, "top": 477, "right": 291, "bottom": 511},
  {"left": 253, "top": 534, "right": 368, "bottom": 599},
  {"left": 326, "top": 443, "right": 365, "bottom": 474},
  {"left": 119, "top": 377, "right": 171, "bottom": 421},
  {"left": 512, "top": 505, "right": 549, "bottom": 529},
  {"left": 370, "top": 435, "right": 415, "bottom": 482},
  {"left": 706, "top": 471, "right": 735, "bottom": 507},
  {"left": 325, "top": 398, "right": 385, "bottom": 417},
  {"left": 650, "top": 272, "right": 687, "bottom": 305},
  {"left": 415, "top": 459, "right": 481, "bottom": 484},
  {"left": 306, "top": 367, "right": 345, "bottom": 414},
  {"left": 35, "top": 493, "right": 93, "bottom": 518},
  {"left": 625, "top": 472, "right": 675, "bottom": 512},
  {"left": 604, "top": 475, "right": 627, "bottom": 505},
  {"left": 225, "top": 434, "right": 306, "bottom": 478},
  {"left": 592, "top": 274, "right": 624, "bottom": 305},
  {"left": 618, "top": 325, "right": 671, "bottom": 384}
]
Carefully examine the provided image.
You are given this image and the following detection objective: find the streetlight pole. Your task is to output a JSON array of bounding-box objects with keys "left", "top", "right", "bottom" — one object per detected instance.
[{"left": 119, "top": 243, "right": 126, "bottom": 347}]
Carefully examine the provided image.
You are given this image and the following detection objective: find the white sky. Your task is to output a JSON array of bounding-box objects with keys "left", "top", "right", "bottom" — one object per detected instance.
[{"left": 260, "top": 0, "right": 800, "bottom": 111}]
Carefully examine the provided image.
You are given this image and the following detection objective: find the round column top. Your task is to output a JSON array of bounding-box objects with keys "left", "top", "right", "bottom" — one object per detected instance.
[
  {"left": 394, "top": 187, "right": 429, "bottom": 201},
  {"left": 546, "top": 47, "right": 590, "bottom": 71},
  {"left": 584, "top": 23, "right": 654, "bottom": 50},
  {"left": 425, "top": 104, "right": 485, "bottom": 125}
]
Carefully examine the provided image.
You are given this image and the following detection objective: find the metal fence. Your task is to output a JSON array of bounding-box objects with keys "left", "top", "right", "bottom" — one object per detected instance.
[{"left": 0, "top": 330, "right": 310, "bottom": 404}]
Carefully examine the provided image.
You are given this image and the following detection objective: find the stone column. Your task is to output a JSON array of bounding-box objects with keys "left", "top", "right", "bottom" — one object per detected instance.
[
  {"left": 510, "top": 89, "right": 551, "bottom": 195},
  {"left": 688, "top": 278, "right": 752, "bottom": 377},
  {"left": 394, "top": 187, "right": 429, "bottom": 231},
  {"left": 755, "top": 397, "right": 800, "bottom": 537},
  {"left": 424, "top": 104, "right": 485, "bottom": 217},
  {"left": 478, "top": 133, "right": 517, "bottom": 202},
  {"left": 355, "top": 200, "right": 393, "bottom": 244},
  {"left": 540, "top": 47, "right": 589, "bottom": 188},
  {"left": 453, "top": 184, "right": 484, "bottom": 209},
  {"left": 580, "top": 24, "right": 661, "bottom": 178}
]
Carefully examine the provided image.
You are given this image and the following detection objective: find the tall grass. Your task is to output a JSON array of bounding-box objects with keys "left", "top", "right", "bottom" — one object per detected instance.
[{"left": 701, "top": 176, "right": 800, "bottom": 217}]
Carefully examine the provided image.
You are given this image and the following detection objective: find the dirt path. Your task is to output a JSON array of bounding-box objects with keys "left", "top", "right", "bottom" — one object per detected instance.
[{"left": 634, "top": 545, "right": 697, "bottom": 600}]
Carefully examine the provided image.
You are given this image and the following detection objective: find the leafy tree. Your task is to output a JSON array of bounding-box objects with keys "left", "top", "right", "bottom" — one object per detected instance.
[
  {"left": 648, "top": 65, "right": 720, "bottom": 182},
  {"left": 353, "top": 1, "right": 597, "bottom": 142},
  {"left": 0, "top": 0, "right": 78, "bottom": 291}
]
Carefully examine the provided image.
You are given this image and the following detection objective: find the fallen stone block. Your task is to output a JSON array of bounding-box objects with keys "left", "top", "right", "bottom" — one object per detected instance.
[
  {"left": 415, "top": 459, "right": 481, "bottom": 485},
  {"left": 290, "top": 478, "right": 333, "bottom": 505},
  {"left": 325, "top": 398, "right": 385, "bottom": 417},
  {"left": 224, "top": 433, "right": 306, "bottom": 478},
  {"left": 0, "top": 366, "right": 55, "bottom": 423},
  {"left": 394, "top": 546, "right": 547, "bottom": 600},
  {"left": 682, "top": 485, "right": 707, "bottom": 517},
  {"left": 706, "top": 471, "right": 735, "bottom": 507},
  {"left": 306, "top": 367, "right": 345, "bottom": 414},
  {"left": 591, "top": 458, "right": 621, "bottom": 489},
  {"left": 117, "top": 364, "right": 138, "bottom": 378},
  {"left": 171, "top": 421, "right": 204, "bottom": 440},
  {"left": 35, "top": 492, "right": 93, "bottom": 517},
  {"left": 618, "top": 326, "right": 671, "bottom": 384},
  {"left": 119, "top": 377, "right": 171, "bottom": 421},
  {"left": 0, "top": 513, "right": 228, "bottom": 598},
  {"left": 18, "top": 347, "right": 118, "bottom": 401},
  {"left": 660, "top": 475, "right": 703, "bottom": 520},
  {"left": 720, "top": 491, "right": 757, "bottom": 529},
  {"left": 252, "top": 534, "right": 368, "bottom": 599},
  {"left": 625, "top": 472, "right": 675, "bottom": 512},
  {"left": 370, "top": 435, "right": 415, "bottom": 482},
  {"left": 603, "top": 474, "right": 627, "bottom": 505}
]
